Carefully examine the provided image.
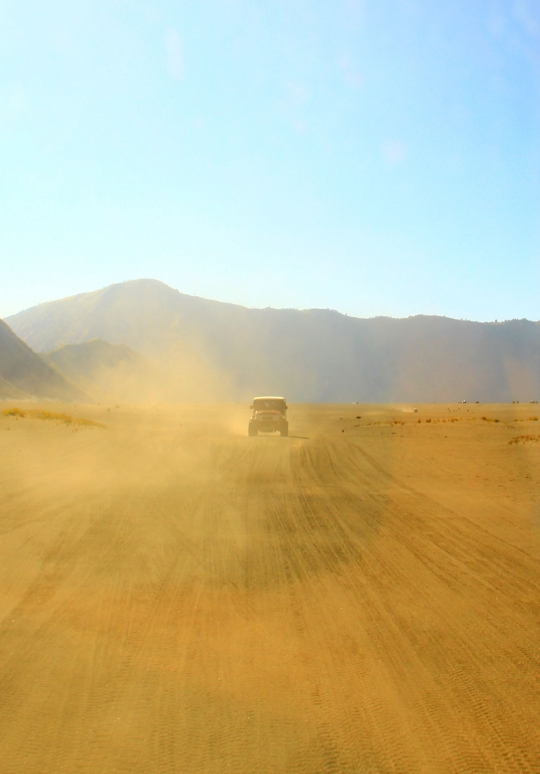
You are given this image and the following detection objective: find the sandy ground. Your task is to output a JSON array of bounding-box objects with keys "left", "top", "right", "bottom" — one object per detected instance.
[{"left": 0, "top": 401, "right": 539, "bottom": 773}]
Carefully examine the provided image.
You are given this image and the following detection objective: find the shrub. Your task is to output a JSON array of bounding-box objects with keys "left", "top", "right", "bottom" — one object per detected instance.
[
  {"left": 3, "top": 408, "right": 26, "bottom": 418},
  {"left": 508, "top": 434, "right": 540, "bottom": 445},
  {"left": 28, "top": 410, "right": 104, "bottom": 428},
  {"left": 2, "top": 408, "right": 104, "bottom": 428}
]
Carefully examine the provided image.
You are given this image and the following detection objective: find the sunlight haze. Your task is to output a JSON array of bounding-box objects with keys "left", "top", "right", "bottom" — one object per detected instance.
[
  {"left": 1, "top": 7, "right": 540, "bottom": 772},
  {"left": 1, "top": 1, "right": 539, "bottom": 319}
]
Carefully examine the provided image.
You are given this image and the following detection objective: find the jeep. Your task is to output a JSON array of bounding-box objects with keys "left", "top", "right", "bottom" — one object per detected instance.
[{"left": 248, "top": 396, "right": 288, "bottom": 436}]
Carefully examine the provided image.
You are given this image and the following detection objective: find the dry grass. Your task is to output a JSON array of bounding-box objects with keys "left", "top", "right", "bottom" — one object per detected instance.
[
  {"left": 2, "top": 408, "right": 105, "bottom": 428},
  {"left": 3, "top": 408, "right": 26, "bottom": 418},
  {"left": 508, "top": 434, "right": 540, "bottom": 445},
  {"left": 360, "top": 413, "right": 535, "bottom": 430}
]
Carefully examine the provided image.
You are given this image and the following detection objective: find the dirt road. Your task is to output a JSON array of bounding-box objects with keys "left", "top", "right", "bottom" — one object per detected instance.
[{"left": 0, "top": 403, "right": 539, "bottom": 773}]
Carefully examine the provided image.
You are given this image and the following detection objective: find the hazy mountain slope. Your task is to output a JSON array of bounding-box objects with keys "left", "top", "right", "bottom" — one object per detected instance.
[
  {"left": 43, "top": 339, "right": 148, "bottom": 403},
  {"left": 6, "top": 280, "right": 540, "bottom": 402},
  {"left": 0, "top": 376, "right": 31, "bottom": 400},
  {"left": 0, "top": 319, "right": 90, "bottom": 402},
  {"left": 43, "top": 338, "right": 230, "bottom": 403},
  {"left": 5, "top": 279, "right": 234, "bottom": 355},
  {"left": 44, "top": 339, "right": 144, "bottom": 385}
]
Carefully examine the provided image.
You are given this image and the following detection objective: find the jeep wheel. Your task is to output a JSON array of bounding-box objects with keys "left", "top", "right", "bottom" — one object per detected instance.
[
  {"left": 248, "top": 423, "right": 258, "bottom": 436},
  {"left": 280, "top": 422, "right": 289, "bottom": 437}
]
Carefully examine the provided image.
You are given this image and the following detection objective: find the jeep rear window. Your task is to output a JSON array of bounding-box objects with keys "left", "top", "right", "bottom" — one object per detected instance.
[{"left": 254, "top": 399, "right": 285, "bottom": 411}]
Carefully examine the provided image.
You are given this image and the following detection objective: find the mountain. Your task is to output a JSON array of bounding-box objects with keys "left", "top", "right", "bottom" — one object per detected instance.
[
  {"left": 5, "top": 279, "right": 255, "bottom": 356},
  {"left": 45, "top": 339, "right": 144, "bottom": 379},
  {"left": 6, "top": 279, "right": 540, "bottom": 403},
  {"left": 42, "top": 337, "right": 230, "bottom": 403},
  {"left": 0, "top": 375, "right": 31, "bottom": 400},
  {"left": 0, "top": 319, "right": 90, "bottom": 402},
  {"left": 43, "top": 339, "right": 148, "bottom": 403}
]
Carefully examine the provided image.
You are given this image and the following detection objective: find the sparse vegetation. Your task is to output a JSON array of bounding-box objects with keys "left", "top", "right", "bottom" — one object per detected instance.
[
  {"left": 508, "top": 435, "right": 540, "bottom": 445},
  {"left": 2, "top": 408, "right": 104, "bottom": 428},
  {"left": 3, "top": 407, "right": 26, "bottom": 418}
]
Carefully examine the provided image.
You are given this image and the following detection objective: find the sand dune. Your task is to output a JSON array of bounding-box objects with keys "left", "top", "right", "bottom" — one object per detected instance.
[{"left": 0, "top": 402, "right": 539, "bottom": 773}]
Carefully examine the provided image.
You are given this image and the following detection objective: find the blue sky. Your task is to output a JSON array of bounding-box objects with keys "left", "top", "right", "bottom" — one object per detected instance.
[{"left": 1, "top": 0, "right": 539, "bottom": 320}]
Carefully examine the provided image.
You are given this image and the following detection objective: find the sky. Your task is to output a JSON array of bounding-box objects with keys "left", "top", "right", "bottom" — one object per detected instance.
[{"left": 1, "top": 0, "right": 539, "bottom": 321}]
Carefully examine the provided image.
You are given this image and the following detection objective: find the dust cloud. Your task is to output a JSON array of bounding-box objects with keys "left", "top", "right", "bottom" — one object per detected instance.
[
  {"left": 0, "top": 400, "right": 539, "bottom": 773},
  {"left": 50, "top": 340, "right": 238, "bottom": 405}
]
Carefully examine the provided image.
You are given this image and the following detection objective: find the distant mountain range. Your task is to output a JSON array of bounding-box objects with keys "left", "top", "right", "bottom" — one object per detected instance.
[
  {"left": 5, "top": 279, "right": 540, "bottom": 403},
  {"left": 0, "top": 319, "right": 89, "bottom": 402}
]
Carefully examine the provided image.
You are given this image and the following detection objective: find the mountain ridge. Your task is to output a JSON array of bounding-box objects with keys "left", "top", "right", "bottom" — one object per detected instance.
[
  {"left": 9, "top": 278, "right": 537, "bottom": 326},
  {"left": 43, "top": 339, "right": 159, "bottom": 403},
  {"left": 6, "top": 279, "right": 540, "bottom": 403},
  {"left": 0, "top": 319, "right": 91, "bottom": 402}
]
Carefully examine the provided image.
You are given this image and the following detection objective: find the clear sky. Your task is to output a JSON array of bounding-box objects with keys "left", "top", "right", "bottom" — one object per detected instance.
[{"left": 1, "top": 1, "right": 539, "bottom": 321}]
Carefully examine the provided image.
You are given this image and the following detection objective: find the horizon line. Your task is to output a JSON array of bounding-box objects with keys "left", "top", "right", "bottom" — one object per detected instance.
[{"left": 3, "top": 278, "right": 539, "bottom": 326}]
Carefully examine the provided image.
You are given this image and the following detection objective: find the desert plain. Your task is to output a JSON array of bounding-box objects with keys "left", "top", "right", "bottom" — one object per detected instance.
[{"left": 0, "top": 401, "right": 539, "bottom": 773}]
